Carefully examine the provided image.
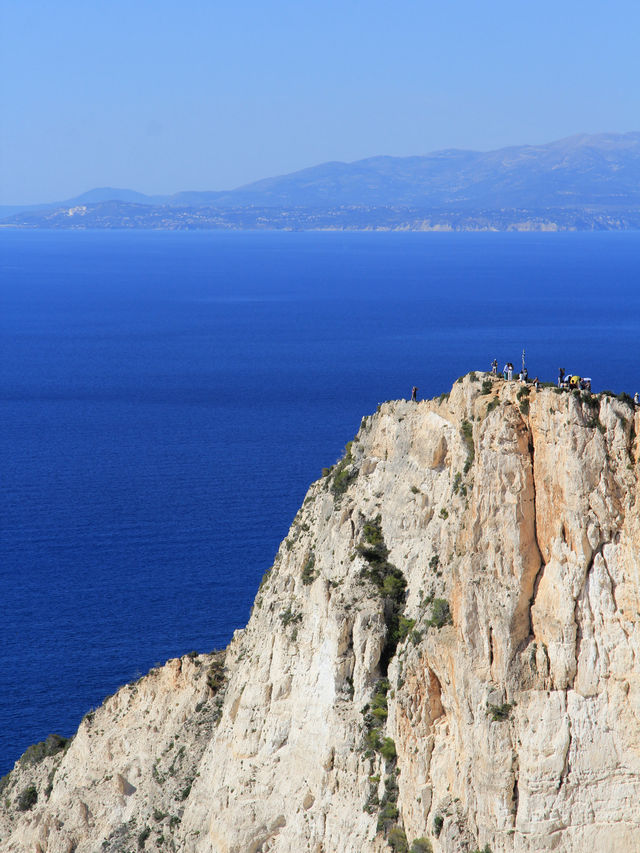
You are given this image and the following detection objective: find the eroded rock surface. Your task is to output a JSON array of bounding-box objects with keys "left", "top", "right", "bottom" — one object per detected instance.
[{"left": 3, "top": 375, "right": 639, "bottom": 853}]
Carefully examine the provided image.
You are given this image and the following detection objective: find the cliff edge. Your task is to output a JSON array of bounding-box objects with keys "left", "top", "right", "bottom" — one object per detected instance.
[{"left": 2, "top": 375, "right": 640, "bottom": 853}]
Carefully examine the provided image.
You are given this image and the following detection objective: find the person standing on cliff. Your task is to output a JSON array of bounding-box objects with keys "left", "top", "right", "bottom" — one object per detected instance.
[
  {"left": 635, "top": 391, "right": 639, "bottom": 407},
  {"left": 558, "top": 367, "right": 565, "bottom": 387},
  {"left": 491, "top": 359, "right": 498, "bottom": 375},
  {"left": 411, "top": 386, "right": 418, "bottom": 402}
]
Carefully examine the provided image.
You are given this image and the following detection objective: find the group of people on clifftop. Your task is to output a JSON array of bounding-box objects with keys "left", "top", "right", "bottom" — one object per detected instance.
[
  {"left": 556, "top": 367, "right": 591, "bottom": 392},
  {"left": 489, "top": 359, "right": 639, "bottom": 406},
  {"left": 491, "top": 358, "right": 592, "bottom": 392},
  {"left": 408, "top": 364, "right": 639, "bottom": 407},
  {"left": 490, "top": 359, "right": 539, "bottom": 388}
]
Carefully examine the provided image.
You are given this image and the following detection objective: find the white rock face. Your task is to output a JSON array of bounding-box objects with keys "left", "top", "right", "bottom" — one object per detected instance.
[{"left": 2, "top": 376, "right": 640, "bottom": 853}]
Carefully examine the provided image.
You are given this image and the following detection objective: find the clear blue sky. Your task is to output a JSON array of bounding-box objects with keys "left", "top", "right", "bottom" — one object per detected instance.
[{"left": 2, "top": 0, "right": 639, "bottom": 204}]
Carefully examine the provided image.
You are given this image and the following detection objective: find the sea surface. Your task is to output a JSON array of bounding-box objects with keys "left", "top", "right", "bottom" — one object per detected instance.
[{"left": 2, "top": 229, "right": 640, "bottom": 773}]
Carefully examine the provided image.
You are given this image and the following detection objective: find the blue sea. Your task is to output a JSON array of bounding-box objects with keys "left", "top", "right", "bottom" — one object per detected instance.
[{"left": 2, "top": 230, "right": 640, "bottom": 774}]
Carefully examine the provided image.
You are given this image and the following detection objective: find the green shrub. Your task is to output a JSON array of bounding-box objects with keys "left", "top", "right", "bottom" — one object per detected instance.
[
  {"left": 383, "top": 573, "right": 407, "bottom": 598},
  {"left": 0, "top": 773, "right": 11, "bottom": 798},
  {"left": 486, "top": 396, "right": 500, "bottom": 414},
  {"left": 420, "top": 593, "right": 435, "bottom": 610},
  {"left": 380, "top": 737, "right": 397, "bottom": 762},
  {"left": 366, "top": 728, "right": 382, "bottom": 751},
  {"left": 370, "top": 684, "right": 389, "bottom": 721},
  {"left": 372, "top": 679, "right": 390, "bottom": 708},
  {"left": 371, "top": 705, "right": 389, "bottom": 721},
  {"left": 332, "top": 465, "right": 356, "bottom": 496},
  {"left": 357, "top": 516, "right": 408, "bottom": 672},
  {"left": 357, "top": 518, "right": 389, "bottom": 571},
  {"left": 258, "top": 568, "right": 271, "bottom": 592},
  {"left": 17, "top": 785, "right": 37, "bottom": 811},
  {"left": 461, "top": 419, "right": 474, "bottom": 472},
  {"left": 377, "top": 801, "right": 400, "bottom": 832},
  {"left": 481, "top": 379, "right": 493, "bottom": 395},
  {"left": 516, "top": 386, "right": 531, "bottom": 400},
  {"left": 383, "top": 772, "right": 399, "bottom": 801},
  {"left": 301, "top": 551, "right": 317, "bottom": 585},
  {"left": 583, "top": 394, "right": 606, "bottom": 432},
  {"left": 460, "top": 419, "right": 475, "bottom": 473},
  {"left": 331, "top": 441, "right": 357, "bottom": 497},
  {"left": 519, "top": 399, "right": 530, "bottom": 415},
  {"left": 18, "top": 734, "right": 70, "bottom": 767},
  {"left": 429, "top": 554, "right": 440, "bottom": 571},
  {"left": 469, "top": 371, "right": 479, "bottom": 382},
  {"left": 439, "top": 508, "right": 448, "bottom": 520},
  {"left": 410, "top": 839, "right": 433, "bottom": 853},
  {"left": 137, "top": 826, "right": 151, "bottom": 848},
  {"left": 488, "top": 703, "right": 513, "bottom": 721},
  {"left": 388, "top": 826, "right": 409, "bottom": 852},
  {"left": 280, "top": 607, "right": 302, "bottom": 628},
  {"left": 206, "top": 659, "right": 226, "bottom": 693},
  {"left": 433, "top": 814, "right": 444, "bottom": 837},
  {"left": 427, "top": 599, "right": 452, "bottom": 629},
  {"left": 452, "top": 472, "right": 462, "bottom": 494},
  {"left": 364, "top": 679, "right": 391, "bottom": 733},
  {"left": 586, "top": 416, "right": 605, "bottom": 433},
  {"left": 364, "top": 786, "right": 380, "bottom": 813},
  {"left": 360, "top": 516, "right": 385, "bottom": 548},
  {"left": 397, "top": 616, "right": 416, "bottom": 642}
]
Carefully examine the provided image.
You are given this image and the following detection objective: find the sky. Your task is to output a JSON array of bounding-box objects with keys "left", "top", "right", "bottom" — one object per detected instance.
[{"left": 1, "top": 0, "right": 640, "bottom": 205}]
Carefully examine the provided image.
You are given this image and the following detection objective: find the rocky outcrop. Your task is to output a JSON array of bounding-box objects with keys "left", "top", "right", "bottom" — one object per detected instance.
[{"left": 2, "top": 375, "right": 639, "bottom": 853}]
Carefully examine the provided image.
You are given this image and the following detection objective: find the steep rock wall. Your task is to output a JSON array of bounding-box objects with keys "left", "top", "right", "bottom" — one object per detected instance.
[{"left": 2, "top": 376, "right": 639, "bottom": 853}]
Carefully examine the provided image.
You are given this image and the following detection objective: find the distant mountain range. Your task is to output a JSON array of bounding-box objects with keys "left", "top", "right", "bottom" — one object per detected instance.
[{"left": 3, "top": 132, "right": 640, "bottom": 231}]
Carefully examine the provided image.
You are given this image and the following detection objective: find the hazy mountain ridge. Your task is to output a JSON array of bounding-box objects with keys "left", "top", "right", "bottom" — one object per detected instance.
[{"left": 3, "top": 132, "right": 640, "bottom": 230}]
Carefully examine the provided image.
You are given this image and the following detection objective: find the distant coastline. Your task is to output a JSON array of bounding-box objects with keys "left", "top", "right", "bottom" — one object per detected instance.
[
  {"left": 3, "top": 131, "right": 640, "bottom": 231},
  {"left": 2, "top": 202, "right": 640, "bottom": 232}
]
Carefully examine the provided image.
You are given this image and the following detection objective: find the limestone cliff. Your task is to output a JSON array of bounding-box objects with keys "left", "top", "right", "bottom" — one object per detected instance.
[{"left": 2, "top": 375, "right": 640, "bottom": 853}]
